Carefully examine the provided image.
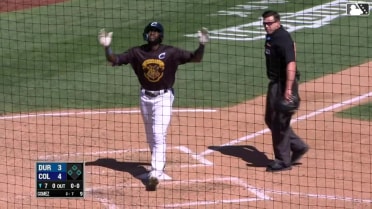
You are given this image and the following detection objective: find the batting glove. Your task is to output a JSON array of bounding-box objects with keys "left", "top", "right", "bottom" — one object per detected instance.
[
  {"left": 98, "top": 29, "right": 113, "bottom": 47},
  {"left": 198, "top": 27, "right": 209, "bottom": 45}
]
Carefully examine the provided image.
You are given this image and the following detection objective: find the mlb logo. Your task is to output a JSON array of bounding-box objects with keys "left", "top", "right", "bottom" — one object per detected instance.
[{"left": 346, "top": 3, "right": 370, "bottom": 16}]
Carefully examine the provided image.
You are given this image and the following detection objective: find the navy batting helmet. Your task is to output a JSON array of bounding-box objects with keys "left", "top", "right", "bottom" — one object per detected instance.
[{"left": 143, "top": 21, "right": 164, "bottom": 42}]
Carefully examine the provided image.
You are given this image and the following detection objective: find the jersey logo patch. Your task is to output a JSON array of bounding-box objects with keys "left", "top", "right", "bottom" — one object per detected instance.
[
  {"left": 158, "top": 52, "right": 166, "bottom": 59},
  {"left": 142, "top": 59, "right": 165, "bottom": 82}
]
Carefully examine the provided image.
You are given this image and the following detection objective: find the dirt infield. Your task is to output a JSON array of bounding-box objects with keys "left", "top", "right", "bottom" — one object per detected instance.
[{"left": 0, "top": 58, "right": 371, "bottom": 209}]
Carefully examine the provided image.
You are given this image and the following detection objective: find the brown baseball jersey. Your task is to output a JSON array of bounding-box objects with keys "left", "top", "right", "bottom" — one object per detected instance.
[{"left": 112, "top": 44, "right": 204, "bottom": 91}]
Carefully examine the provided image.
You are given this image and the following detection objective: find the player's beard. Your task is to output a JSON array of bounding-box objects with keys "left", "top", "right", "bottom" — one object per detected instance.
[{"left": 148, "top": 37, "right": 162, "bottom": 45}]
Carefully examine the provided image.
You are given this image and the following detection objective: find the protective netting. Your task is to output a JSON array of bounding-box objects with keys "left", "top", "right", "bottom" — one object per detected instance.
[{"left": 0, "top": 0, "right": 371, "bottom": 208}]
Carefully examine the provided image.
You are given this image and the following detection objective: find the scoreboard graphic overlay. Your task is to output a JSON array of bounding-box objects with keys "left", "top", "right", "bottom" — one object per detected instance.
[{"left": 36, "top": 162, "right": 85, "bottom": 198}]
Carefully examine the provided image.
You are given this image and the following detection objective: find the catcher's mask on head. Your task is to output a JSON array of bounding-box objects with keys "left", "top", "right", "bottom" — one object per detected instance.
[{"left": 143, "top": 21, "right": 164, "bottom": 43}]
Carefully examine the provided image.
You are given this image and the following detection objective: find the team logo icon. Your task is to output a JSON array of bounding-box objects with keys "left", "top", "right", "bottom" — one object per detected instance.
[
  {"left": 142, "top": 59, "right": 165, "bottom": 82},
  {"left": 346, "top": 3, "right": 369, "bottom": 16}
]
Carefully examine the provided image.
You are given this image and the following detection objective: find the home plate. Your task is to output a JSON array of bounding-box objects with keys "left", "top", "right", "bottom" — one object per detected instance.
[{"left": 136, "top": 172, "right": 172, "bottom": 180}]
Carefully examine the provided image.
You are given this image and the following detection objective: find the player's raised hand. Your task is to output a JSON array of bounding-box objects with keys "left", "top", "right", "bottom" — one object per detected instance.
[
  {"left": 98, "top": 29, "right": 113, "bottom": 47},
  {"left": 198, "top": 27, "right": 209, "bottom": 45}
]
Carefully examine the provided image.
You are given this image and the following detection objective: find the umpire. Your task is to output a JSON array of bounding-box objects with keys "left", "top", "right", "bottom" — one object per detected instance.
[{"left": 262, "top": 10, "right": 309, "bottom": 172}]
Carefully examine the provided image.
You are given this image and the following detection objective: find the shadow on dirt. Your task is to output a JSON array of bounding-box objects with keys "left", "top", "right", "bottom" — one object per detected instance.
[
  {"left": 208, "top": 145, "right": 271, "bottom": 167},
  {"left": 86, "top": 158, "right": 150, "bottom": 187}
]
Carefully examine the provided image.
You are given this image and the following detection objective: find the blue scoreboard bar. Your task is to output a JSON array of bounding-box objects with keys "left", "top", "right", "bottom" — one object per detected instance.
[{"left": 36, "top": 162, "right": 84, "bottom": 198}]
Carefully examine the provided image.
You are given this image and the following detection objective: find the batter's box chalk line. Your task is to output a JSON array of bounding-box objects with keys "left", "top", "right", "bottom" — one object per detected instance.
[
  {"left": 174, "top": 146, "right": 213, "bottom": 167},
  {"left": 39, "top": 146, "right": 213, "bottom": 169},
  {"left": 160, "top": 176, "right": 271, "bottom": 208},
  {"left": 0, "top": 108, "right": 217, "bottom": 120},
  {"left": 135, "top": 172, "right": 172, "bottom": 180},
  {"left": 134, "top": 146, "right": 213, "bottom": 180},
  {"left": 84, "top": 176, "right": 270, "bottom": 208}
]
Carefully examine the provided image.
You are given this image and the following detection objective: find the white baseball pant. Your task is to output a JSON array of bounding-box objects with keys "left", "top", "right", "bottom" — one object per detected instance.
[{"left": 140, "top": 89, "right": 174, "bottom": 173}]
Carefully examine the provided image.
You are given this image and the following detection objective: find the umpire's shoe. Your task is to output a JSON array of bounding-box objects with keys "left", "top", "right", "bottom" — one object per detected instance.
[
  {"left": 266, "top": 160, "right": 292, "bottom": 172},
  {"left": 291, "top": 146, "right": 309, "bottom": 165},
  {"left": 146, "top": 171, "right": 160, "bottom": 191}
]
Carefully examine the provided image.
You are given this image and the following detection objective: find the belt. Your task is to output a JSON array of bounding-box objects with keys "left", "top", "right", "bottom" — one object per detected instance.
[{"left": 141, "top": 88, "right": 169, "bottom": 97}]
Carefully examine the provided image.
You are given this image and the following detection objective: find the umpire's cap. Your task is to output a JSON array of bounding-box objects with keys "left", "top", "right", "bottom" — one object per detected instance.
[{"left": 143, "top": 21, "right": 164, "bottom": 41}]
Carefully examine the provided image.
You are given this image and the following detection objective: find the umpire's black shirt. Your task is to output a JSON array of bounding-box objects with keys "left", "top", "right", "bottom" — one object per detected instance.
[{"left": 264, "top": 25, "right": 299, "bottom": 81}]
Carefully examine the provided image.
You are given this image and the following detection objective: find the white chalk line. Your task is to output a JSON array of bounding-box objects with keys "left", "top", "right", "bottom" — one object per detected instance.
[
  {"left": 39, "top": 145, "right": 207, "bottom": 209},
  {"left": 36, "top": 91, "right": 371, "bottom": 208},
  {"left": 38, "top": 148, "right": 150, "bottom": 160},
  {"left": 29, "top": 109, "right": 214, "bottom": 209},
  {"left": 162, "top": 178, "right": 372, "bottom": 207},
  {"left": 84, "top": 176, "right": 271, "bottom": 208},
  {"left": 188, "top": 91, "right": 372, "bottom": 206},
  {"left": 85, "top": 177, "right": 236, "bottom": 191},
  {"left": 12, "top": 92, "right": 372, "bottom": 208},
  {"left": 162, "top": 198, "right": 262, "bottom": 208},
  {"left": 265, "top": 189, "right": 372, "bottom": 204},
  {"left": 199, "top": 91, "right": 372, "bottom": 156},
  {"left": 0, "top": 108, "right": 217, "bottom": 120},
  {"left": 175, "top": 146, "right": 214, "bottom": 166},
  {"left": 39, "top": 146, "right": 213, "bottom": 169},
  {"left": 86, "top": 163, "right": 208, "bottom": 176},
  {"left": 87, "top": 173, "right": 372, "bottom": 208}
]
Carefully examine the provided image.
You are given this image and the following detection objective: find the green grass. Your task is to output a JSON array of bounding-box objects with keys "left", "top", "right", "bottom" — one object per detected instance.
[
  {"left": 0, "top": 0, "right": 371, "bottom": 114},
  {"left": 336, "top": 102, "right": 372, "bottom": 121}
]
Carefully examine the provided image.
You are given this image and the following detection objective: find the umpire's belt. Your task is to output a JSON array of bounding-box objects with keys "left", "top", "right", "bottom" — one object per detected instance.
[{"left": 141, "top": 88, "right": 169, "bottom": 97}]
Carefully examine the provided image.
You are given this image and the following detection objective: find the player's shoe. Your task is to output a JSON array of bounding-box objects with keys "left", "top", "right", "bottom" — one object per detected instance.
[{"left": 146, "top": 170, "right": 161, "bottom": 191}]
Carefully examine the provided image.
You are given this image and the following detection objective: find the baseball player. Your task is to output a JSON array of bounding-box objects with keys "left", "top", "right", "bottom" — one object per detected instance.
[
  {"left": 262, "top": 10, "right": 309, "bottom": 172},
  {"left": 98, "top": 21, "right": 209, "bottom": 190}
]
